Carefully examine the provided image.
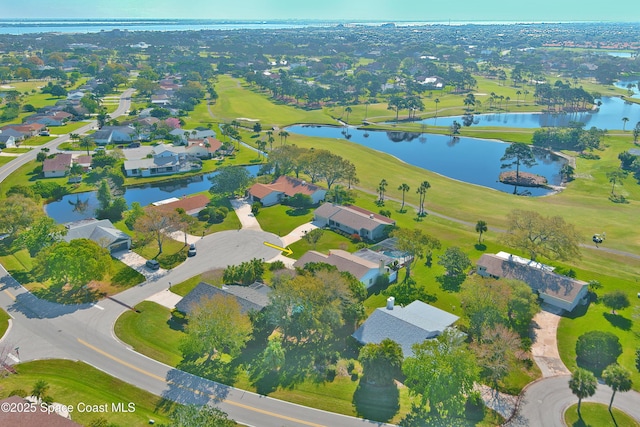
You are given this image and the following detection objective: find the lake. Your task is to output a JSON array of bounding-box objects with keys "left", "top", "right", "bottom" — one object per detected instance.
[
  {"left": 615, "top": 80, "right": 640, "bottom": 99},
  {"left": 416, "top": 97, "right": 640, "bottom": 129},
  {"left": 45, "top": 165, "right": 261, "bottom": 223},
  {"left": 287, "top": 125, "right": 565, "bottom": 196}
]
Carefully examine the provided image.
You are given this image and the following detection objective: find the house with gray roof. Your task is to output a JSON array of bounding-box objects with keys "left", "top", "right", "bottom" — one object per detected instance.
[
  {"left": 352, "top": 297, "right": 459, "bottom": 358},
  {"left": 175, "top": 282, "right": 272, "bottom": 315},
  {"left": 476, "top": 252, "right": 588, "bottom": 312},
  {"left": 314, "top": 203, "right": 395, "bottom": 241},
  {"left": 170, "top": 128, "right": 217, "bottom": 144},
  {"left": 123, "top": 143, "right": 201, "bottom": 177},
  {"left": 93, "top": 125, "right": 137, "bottom": 145},
  {"left": 43, "top": 153, "right": 72, "bottom": 178},
  {"left": 63, "top": 219, "right": 131, "bottom": 253}
]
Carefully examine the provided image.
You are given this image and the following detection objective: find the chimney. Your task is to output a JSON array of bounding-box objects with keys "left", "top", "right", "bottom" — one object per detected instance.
[
  {"left": 386, "top": 296, "right": 395, "bottom": 310},
  {"left": 379, "top": 259, "right": 385, "bottom": 274}
]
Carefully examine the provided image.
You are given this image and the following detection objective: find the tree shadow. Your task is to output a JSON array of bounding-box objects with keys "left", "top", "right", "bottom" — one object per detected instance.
[
  {"left": 285, "top": 208, "right": 310, "bottom": 216},
  {"left": 177, "top": 357, "right": 239, "bottom": 386},
  {"left": 603, "top": 312, "right": 632, "bottom": 331},
  {"left": 436, "top": 274, "right": 465, "bottom": 292},
  {"left": 352, "top": 380, "right": 399, "bottom": 423},
  {"left": 474, "top": 243, "right": 487, "bottom": 251}
]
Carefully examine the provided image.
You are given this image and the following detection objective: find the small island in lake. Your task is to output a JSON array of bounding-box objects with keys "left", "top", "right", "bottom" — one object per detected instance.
[{"left": 499, "top": 171, "right": 548, "bottom": 188}]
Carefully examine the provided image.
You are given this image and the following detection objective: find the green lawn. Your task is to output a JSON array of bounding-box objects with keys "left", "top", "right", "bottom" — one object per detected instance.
[
  {"left": 1, "top": 148, "right": 31, "bottom": 154},
  {"left": 0, "top": 157, "right": 14, "bottom": 167},
  {"left": 115, "top": 301, "right": 185, "bottom": 366},
  {"left": 0, "top": 309, "right": 9, "bottom": 339},
  {"left": 131, "top": 236, "right": 187, "bottom": 270},
  {"left": 564, "top": 403, "right": 640, "bottom": 427},
  {"left": 0, "top": 360, "right": 176, "bottom": 426},
  {"left": 288, "top": 229, "right": 358, "bottom": 259},
  {"left": 22, "top": 135, "right": 56, "bottom": 146},
  {"left": 254, "top": 204, "right": 314, "bottom": 236}
]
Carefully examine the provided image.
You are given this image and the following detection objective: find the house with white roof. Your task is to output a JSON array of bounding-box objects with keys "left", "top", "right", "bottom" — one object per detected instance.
[
  {"left": 123, "top": 143, "right": 201, "bottom": 177},
  {"left": 352, "top": 297, "right": 459, "bottom": 358}
]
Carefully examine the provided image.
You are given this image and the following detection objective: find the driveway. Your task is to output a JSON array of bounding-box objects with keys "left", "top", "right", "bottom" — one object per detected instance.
[
  {"left": 112, "top": 250, "right": 166, "bottom": 280},
  {"left": 530, "top": 306, "right": 571, "bottom": 377},
  {"left": 229, "top": 197, "right": 262, "bottom": 230},
  {"left": 280, "top": 221, "right": 319, "bottom": 246}
]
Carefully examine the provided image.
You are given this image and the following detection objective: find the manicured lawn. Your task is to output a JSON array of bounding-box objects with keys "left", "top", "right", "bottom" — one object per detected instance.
[
  {"left": 557, "top": 297, "right": 640, "bottom": 391},
  {"left": 0, "top": 360, "right": 176, "bottom": 426},
  {"left": 288, "top": 229, "right": 358, "bottom": 259},
  {"left": 0, "top": 309, "right": 10, "bottom": 339},
  {"left": 22, "top": 135, "right": 56, "bottom": 146},
  {"left": 170, "top": 269, "right": 225, "bottom": 296},
  {"left": 0, "top": 156, "right": 14, "bottom": 167},
  {"left": 210, "top": 75, "right": 333, "bottom": 128},
  {"left": 564, "top": 402, "right": 640, "bottom": 427},
  {"left": 131, "top": 236, "right": 187, "bottom": 270},
  {"left": 115, "top": 301, "right": 185, "bottom": 366},
  {"left": 1, "top": 147, "right": 31, "bottom": 154},
  {"left": 254, "top": 204, "right": 314, "bottom": 236},
  {"left": 52, "top": 121, "right": 92, "bottom": 135}
]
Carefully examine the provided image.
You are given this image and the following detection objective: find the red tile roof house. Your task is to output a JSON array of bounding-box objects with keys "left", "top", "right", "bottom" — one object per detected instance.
[
  {"left": 248, "top": 176, "right": 327, "bottom": 207},
  {"left": 185, "top": 137, "right": 223, "bottom": 159},
  {"left": 313, "top": 203, "right": 396, "bottom": 241},
  {"left": 43, "top": 153, "right": 73, "bottom": 178},
  {"left": 476, "top": 251, "right": 589, "bottom": 312}
]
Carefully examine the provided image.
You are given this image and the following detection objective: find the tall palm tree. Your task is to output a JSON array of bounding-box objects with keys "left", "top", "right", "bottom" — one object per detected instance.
[
  {"left": 279, "top": 130, "right": 289, "bottom": 145},
  {"left": 416, "top": 180, "right": 430, "bottom": 215},
  {"left": 475, "top": 220, "right": 488, "bottom": 244},
  {"left": 516, "top": 90, "right": 522, "bottom": 104},
  {"left": 569, "top": 368, "right": 597, "bottom": 417},
  {"left": 378, "top": 179, "right": 388, "bottom": 202},
  {"left": 434, "top": 98, "right": 440, "bottom": 117},
  {"left": 602, "top": 364, "right": 632, "bottom": 412},
  {"left": 344, "top": 106, "right": 352, "bottom": 124},
  {"left": 398, "top": 183, "right": 410, "bottom": 211},
  {"left": 622, "top": 117, "right": 629, "bottom": 131}
]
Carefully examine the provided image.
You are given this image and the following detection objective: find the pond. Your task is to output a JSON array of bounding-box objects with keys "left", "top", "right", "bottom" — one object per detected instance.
[
  {"left": 415, "top": 97, "right": 640, "bottom": 129},
  {"left": 287, "top": 125, "right": 566, "bottom": 196},
  {"left": 614, "top": 80, "right": 640, "bottom": 99},
  {"left": 45, "top": 165, "right": 262, "bottom": 223}
]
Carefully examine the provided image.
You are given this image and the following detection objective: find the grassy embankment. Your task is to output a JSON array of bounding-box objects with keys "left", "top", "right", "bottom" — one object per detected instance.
[{"left": 0, "top": 360, "right": 176, "bottom": 426}]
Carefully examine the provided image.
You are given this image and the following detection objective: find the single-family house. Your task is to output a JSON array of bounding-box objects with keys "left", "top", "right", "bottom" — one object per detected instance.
[
  {"left": 154, "top": 194, "right": 210, "bottom": 216},
  {"left": 0, "top": 396, "right": 82, "bottom": 427},
  {"left": 293, "top": 248, "right": 395, "bottom": 288},
  {"left": 93, "top": 126, "right": 137, "bottom": 145},
  {"left": 314, "top": 203, "right": 395, "bottom": 241},
  {"left": 0, "top": 128, "right": 26, "bottom": 142},
  {"left": 63, "top": 219, "right": 132, "bottom": 253},
  {"left": 66, "top": 91, "right": 85, "bottom": 101},
  {"left": 170, "top": 128, "right": 216, "bottom": 144},
  {"left": 123, "top": 143, "right": 200, "bottom": 177},
  {"left": 185, "top": 137, "right": 222, "bottom": 159},
  {"left": 73, "top": 154, "right": 92, "bottom": 171},
  {"left": 248, "top": 176, "right": 327, "bottom": 207},
  {"left": 0, "top": 134, "right": 16, "bottom": 148},
  {"left": 151, "top": 94, "right": 171, "bottom": 106},
  {"left": 5, "top": 123, "right": 46, "bottom": 137},
  {"left": 43, "top": 153, "right": 73, "bottom": 178},
  {"left": 352, "top": 297, "right": 459, "bottom": 358},
  {"left": 176, "top": 282, "right": 272, "bottom": 315},
  {"left": 476, "top": 252, "right": 589, "bottom": 312}
]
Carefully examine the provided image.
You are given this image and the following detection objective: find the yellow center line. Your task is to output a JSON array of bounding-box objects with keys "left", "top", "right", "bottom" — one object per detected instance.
[
  {"left": 77, "top": 338, "right": 326, "bottom": 427},
  {"left": 3, "top": 289, "right": 16, "bottom": 301}
]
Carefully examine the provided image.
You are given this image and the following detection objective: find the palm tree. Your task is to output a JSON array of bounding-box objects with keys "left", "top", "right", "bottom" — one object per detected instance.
[
  {"left": 569, "top": 368, "right": 597, "bottom": 417},
  {"left": 398, "top": 183, "right": 410, "bottom": 211},
  {"left": 31, "top": 380, "right": 49, "bottom": 403},
  {"left": 279, "top": 130, "right": 289, "bottom": 145},
  {"left": 523, "top": 89, "right": 530, "bottom": 103},
  {"left": 344, "top": 106, "right": 352, "bottom": 124},
  {"left": 475, "top": 220, "right": 488, "bottom": 244},
  {"left": 602, "top": 364, "right": 632, "bottom": 412},
  {"left": 434, "top": 98, "right": 440, "bottom": 117},
  {"left": 256, "top": 140, "right": 267, "bottom": 159},
  {"left": 377, "top": 179, "right": 388, "bottom": 203},
  {"left": 416, "top": 180, "right": 430, "bottom": 216},
  {"left": 516, "top": 90, "right": 522, "bottom": 104},
  {"left": 505, "top": 96, "right": 511, "bottom": 111},
  {"left": 622, "top": 117, "right": 629, "bottom": 131},
  {"left": 606, "top": 169, "right": 628, "bottom": 195}
]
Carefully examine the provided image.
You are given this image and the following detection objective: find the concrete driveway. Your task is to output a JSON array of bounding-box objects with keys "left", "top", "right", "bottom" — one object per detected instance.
[
  {"left": 112, "top": 250, "right": 166, "bottom": 279},
  {"left": 280, "top": 221, "right": 319, "bottom": 246},
  {"left": 530, "top": 305, "right": 571, "bottom": 377},
  {"left": 230, "top": 197, "right": 262, "bottom": 230}
]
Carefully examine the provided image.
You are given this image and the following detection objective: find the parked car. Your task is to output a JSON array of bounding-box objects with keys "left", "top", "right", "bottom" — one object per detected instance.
[
  {"left": 145, "top": 259, "right": 160, "bottom": 270},
  {"left": 188, "top": 243, "right": 197, "bottom": 257}
]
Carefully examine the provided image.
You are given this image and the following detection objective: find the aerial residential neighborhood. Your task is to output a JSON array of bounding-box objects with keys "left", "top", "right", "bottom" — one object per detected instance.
[{"left": 0, "top": 6, "right": 639, "bottom": 427}]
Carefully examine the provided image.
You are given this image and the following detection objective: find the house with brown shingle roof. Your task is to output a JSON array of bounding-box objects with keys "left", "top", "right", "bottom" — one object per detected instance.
[
  {"left": 314, "top": 203, "right": 395, "bottom": 241},
  {"left": 248, "top": 176, "right": 327, "bottom": 207},
  {"left": 154, "top": 194, "right": 210, "bottom": 216},
  {"left": 476, "top": 252, "right": 588, "bottom": 312},
  {"left": 43, "top": 153, "right": 72, "bottom": 178},
  {"left": 293, "top": 249, "right": 395, "bottom": 288}
]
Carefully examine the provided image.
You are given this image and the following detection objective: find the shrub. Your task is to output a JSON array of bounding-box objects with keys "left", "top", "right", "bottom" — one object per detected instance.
[
  {"left": 8, "top": 389, "right": 27, "bottom": 397},
  {"left": 350, "top": 233, "right": 362, "bottom": 243},
  {"left": 269, "top": 260, "right": 286, "bottom": 271},
  {"left": 576, "top": 330, "right": 622, "bottom": 374}
]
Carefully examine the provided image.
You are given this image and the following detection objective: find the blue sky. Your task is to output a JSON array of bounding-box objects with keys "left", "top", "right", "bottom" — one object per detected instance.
[{"left": 3, "top": 0, "right": 639, "bottom": 22}]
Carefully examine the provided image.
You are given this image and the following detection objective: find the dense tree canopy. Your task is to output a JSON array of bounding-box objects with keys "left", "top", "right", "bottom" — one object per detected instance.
[
  {"left": 576, "top": 331, "right": 622, "bottom": 374},
  {"left": 0, "top": 194, "right": 42, "bottom": 238},
  {"left": 358, "top": 338, "right": 403, "bottom": 387},
  {"left": 501, "top": 209, "right": 581, "bottom": 261},
  {"left": 209, "top": 166, "right": 252, "bottom": 197}
]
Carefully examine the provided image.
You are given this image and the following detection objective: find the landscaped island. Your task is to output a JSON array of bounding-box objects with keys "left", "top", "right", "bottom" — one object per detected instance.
[{"left": 499, "top": 171, "right": 548, "bottom": 188}]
